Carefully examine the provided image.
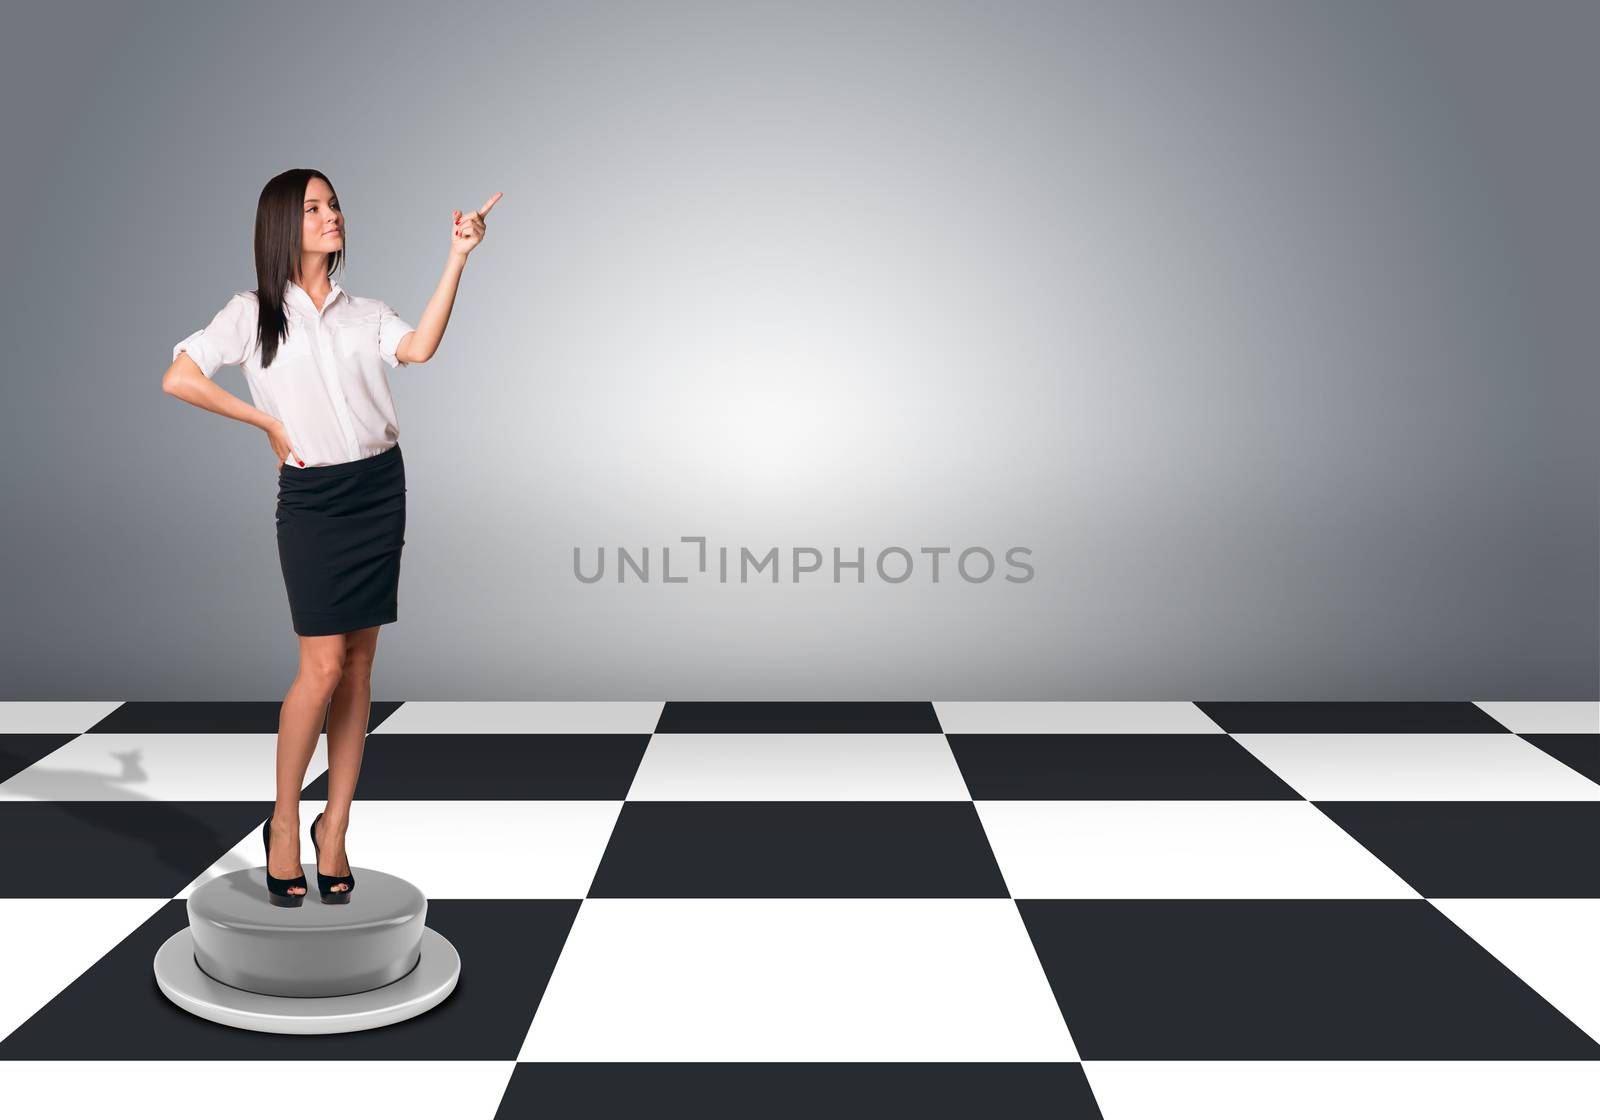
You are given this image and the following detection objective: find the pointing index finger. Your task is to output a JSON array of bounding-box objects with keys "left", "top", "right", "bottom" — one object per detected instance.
[{"left": 473, "top": 191, "right": 503, "bottom": 219}]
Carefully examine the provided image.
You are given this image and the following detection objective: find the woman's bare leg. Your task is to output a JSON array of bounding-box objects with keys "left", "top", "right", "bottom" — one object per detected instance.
[
  {"left": 316, "top": 625, "right": 380, "bottom": 888},
  {"left": 269, "top": 632, "right": 350, "bottom": 893}
]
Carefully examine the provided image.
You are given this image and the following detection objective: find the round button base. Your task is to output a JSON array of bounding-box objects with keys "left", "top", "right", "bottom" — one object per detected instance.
[
  {"left": 187, "top": 864, "right": 429, "bottom": 997},
  {"left": 154, "top": 923, "right": 459, "bottom": 1034}
]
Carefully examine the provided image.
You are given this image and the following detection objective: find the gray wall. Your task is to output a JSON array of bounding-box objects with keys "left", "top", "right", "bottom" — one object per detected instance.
[{"left": 2, "top": 0, "right": 1594, "bottom": 700}]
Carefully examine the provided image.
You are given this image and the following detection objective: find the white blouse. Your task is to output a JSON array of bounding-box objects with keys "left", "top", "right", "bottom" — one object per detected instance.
[{"left": 172, "top": 280, "right": 417, "bottom": 469}]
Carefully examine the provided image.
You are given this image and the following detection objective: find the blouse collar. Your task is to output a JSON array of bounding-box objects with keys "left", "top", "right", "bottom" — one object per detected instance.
[{"left": 286, "top": 278, "right": 345, "bottom": 317}]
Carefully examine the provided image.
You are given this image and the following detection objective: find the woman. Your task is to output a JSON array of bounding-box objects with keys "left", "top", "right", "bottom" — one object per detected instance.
[{"left": 162, "top": 168, "right": 502, "bottom": 902}]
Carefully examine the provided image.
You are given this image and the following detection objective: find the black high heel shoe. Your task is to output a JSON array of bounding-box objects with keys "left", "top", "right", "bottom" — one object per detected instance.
[
  {"left": 311, "top": 811, "right": 355, "bottom": 900},
  {"left": 261, "top": 817, "right": 307, "bottom": 901}
]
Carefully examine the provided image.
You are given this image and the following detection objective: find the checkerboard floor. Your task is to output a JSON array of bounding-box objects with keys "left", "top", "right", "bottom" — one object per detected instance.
[{"left": 0, "top": 700, "right": 1595, "bottom": 1117}]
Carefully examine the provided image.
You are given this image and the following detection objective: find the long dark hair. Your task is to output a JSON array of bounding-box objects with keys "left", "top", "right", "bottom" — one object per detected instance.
[{"left": 252, "top": 168, "right": 345, "bottom": 368}]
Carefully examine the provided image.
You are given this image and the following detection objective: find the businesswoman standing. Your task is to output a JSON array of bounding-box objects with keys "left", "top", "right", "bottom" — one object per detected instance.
[{"left": 162, "top": 168, "right": 501, "bottom": 902}]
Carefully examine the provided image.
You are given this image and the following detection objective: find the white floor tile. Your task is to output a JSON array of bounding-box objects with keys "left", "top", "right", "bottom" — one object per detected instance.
[
  {"left": 518, "top": 898, "right": 1076, "bottom": 1061},
  {"left": 0, "top": 899, "right": 167, "bottom": 1043},
  {"left": 626, "top": 732, "right": 968, "bottom": 800},
  {"left": 0, "top": 701, "right": 124, "bottom": 734},
  {"left": 1081, "top": 1056, "right": 1593, "bottom": 1120},
  {"left": 1232, "top": 733, "right": 1600, "bottom": 801},
  {"left": 180, "top": 800, "right": 623, "bottom": 900},
  {"left": 1474, "top": 701, "right": 1599, "bottom": 735},
  {"left": 0, "top": 1061, "right": 515, "bottom": 1120},
  {"left": 977, "top": 800, "right": 1418, "bottom": 898},
  {"left": 1083, "top": 1060, "right": 1600, "bottom": 1120},
  {"left": 374, "top": 701, "right": 664, "bottom": 734},
  {"left": 1430, "top": 898, "right": 1600, "bottom": 1046},
  {"left": 0, "top": 734, "right": 329, "bottom": 802}
]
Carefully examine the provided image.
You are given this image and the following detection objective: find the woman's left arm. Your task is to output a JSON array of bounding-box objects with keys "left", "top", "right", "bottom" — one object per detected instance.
[{"left": 396, "top": 191, "right": 504, "bottom": 365}]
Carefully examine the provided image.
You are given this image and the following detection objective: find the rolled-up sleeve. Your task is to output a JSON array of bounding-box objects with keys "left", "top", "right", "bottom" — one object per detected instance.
[
  {"left": 377, "top": 301, "right": 417, "bottom": 368},
  {"left": 173, "top": 292, "right": 255, "bottom": 378}
]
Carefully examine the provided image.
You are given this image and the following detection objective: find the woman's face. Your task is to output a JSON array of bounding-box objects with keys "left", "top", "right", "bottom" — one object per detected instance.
[{"left": 302, "top": 179, "right": 343, "bottom": 254}]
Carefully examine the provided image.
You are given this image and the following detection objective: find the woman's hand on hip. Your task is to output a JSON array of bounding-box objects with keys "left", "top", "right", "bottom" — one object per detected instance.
[
  {"left": 450, "top": 191, "right": 502, "bottom": 258},
  {"left": 267, "top": 420, "right": 303, "bottom": 469}
]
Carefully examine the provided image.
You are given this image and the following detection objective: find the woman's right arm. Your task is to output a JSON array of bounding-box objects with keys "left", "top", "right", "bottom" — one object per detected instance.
[
  {"left": 161, "top": 351, "right": 279, "bottom": 435},
  {"left": 162, "top": 357, "right": 298, "bottom": 466},
  {"left": 164, "top": 293, "right": 299, "bottom": 465}
]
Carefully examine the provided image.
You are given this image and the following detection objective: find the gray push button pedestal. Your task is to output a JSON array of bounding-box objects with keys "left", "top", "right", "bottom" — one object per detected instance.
[{"left": 153, "top": 863, "right": 460, "bottom": 1034}]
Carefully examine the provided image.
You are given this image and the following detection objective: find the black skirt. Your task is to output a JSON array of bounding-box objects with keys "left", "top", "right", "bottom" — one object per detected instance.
[{"left": 275, "top": 443, "right": 406, "bottom": 636}]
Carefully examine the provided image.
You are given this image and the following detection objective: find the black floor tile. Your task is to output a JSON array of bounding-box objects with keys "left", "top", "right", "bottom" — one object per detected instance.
[
  {"left": 299, "top": 733, "right": 651, "bottom": 800},
  {"left": 0, "top": 733, "right": 80, "bottom": 784},
  {"left": 950, "top": 733, "right": 1303, "bottom": 799},
  {"left": 1019, "top": 898, "right": 1600, "bottom": 1059},
  {"left": 496, "top": 1059, "right": 1103, "bottom": 1118},
  {"left": 587, "top": 801, "right": 1009, "bottom": 897},
  {"left": 88, "top": 701, "right": 405, "bottom": 735},
  {"left": 0, "top": 899, "right": 580, "bottom": 1059},
  {"left": 1522, "top": 734, "right": 1600, "bottom": 784},
  {"left": 655, "top": 702, "right": 942, "bottom": 734},
  {"left": 1314, "top": 801, "right": 1600, "bottom": 898},
  {"left": 1195, "top": 702, "right": 1508, "bottom": 734}
]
